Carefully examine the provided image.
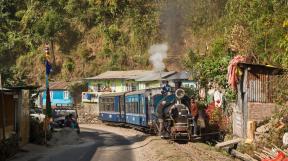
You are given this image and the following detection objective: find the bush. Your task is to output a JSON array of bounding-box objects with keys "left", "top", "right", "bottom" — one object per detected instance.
[{"left": 29, "top": 118, "right": 52, "bottom": 144}]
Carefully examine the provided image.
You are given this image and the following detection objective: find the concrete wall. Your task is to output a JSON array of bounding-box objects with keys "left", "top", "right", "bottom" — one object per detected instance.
[
  {"left": 247, "top": 102, "right": 277, "bottom": 122},
  {"left": 19, "top": 90, "right": 30, "bottom": 146}
]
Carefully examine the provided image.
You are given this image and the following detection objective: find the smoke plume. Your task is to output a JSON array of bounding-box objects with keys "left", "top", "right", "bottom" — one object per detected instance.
[
  {"left": 148, "top": 43, "right": 168, "bottom": 71},
  {"left": 160, "top": 0, "right": 185, "bottom": 49}
]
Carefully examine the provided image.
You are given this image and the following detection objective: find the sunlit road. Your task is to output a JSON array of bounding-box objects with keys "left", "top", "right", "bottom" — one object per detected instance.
[{"left": 11, "top": 127, "right": 135, "bottom": 161}]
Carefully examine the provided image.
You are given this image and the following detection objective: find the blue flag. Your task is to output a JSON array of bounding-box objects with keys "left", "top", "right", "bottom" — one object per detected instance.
[{"left": 45, "top": 60, "right": 52, "bottom": 75}]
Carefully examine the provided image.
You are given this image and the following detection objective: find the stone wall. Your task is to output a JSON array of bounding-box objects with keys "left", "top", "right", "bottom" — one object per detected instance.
[
  {"left": 248, "top": 102, "right": 277, "bottom": 122},
  {"left": 77, "top": 103, "right": 100, "bottom": 124}
]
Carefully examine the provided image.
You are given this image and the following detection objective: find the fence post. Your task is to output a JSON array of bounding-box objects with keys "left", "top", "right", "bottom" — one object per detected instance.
[{"left": 0, "top": 74, "right": 6, "bottom": 140}]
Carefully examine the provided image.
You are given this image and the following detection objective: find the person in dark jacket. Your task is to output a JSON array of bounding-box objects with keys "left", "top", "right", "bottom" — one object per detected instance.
[
  {"left": 190, "top": 97, "right": 199, "bottom": 136},
  {"left": 157, "top": 100, "right": 166, "bottom": 137}
]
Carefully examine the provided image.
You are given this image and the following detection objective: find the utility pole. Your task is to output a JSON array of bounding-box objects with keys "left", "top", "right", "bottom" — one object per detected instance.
[
  {"left": 44, "top": 43, "right": 52, "bottom": 145},
  {"left": 0, "top": 74, "right": 6, "bottom": 140}
]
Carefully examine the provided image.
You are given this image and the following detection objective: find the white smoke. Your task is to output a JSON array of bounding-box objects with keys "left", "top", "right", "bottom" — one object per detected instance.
[{"left": 148, "top": 43, "right": 168, "bottom": 71}]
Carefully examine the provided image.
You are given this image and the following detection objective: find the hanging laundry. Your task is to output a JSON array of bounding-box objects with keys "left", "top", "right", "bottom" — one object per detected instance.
[
  {"left": 214, "top": 90, "right": 223, "bottom": 107},
  {"left": 227, "top": 55, "right": 247, "bottom": 90}
]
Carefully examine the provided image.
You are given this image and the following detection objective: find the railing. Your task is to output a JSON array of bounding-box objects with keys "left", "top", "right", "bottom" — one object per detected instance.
[{"left": 82, "top": 92, "right": 110, "bottom": 103}]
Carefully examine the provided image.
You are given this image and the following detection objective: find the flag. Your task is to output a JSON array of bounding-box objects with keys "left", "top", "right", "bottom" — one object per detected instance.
[{"left": 45, "top": 60, "right": 52, "bottom": 75}]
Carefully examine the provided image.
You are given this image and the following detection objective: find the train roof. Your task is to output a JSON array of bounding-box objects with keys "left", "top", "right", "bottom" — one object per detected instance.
[
  {"left": 125, "top": 87, "right": 162, "bottom": 96},
  {"left": 125, "top": 90, "right": 147, "bottom": 96},
  {"left": 99, "top": 92, "right": 126, "bottom": 97}
]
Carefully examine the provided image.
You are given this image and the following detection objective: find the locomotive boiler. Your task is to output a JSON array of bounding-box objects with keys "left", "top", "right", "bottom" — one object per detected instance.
[{"left": 158, "top": 88, "right": 194, "bottom": 141}]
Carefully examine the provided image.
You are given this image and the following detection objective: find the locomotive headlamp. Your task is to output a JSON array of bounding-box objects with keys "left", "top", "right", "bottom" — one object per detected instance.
[
  {"left": 161, "top": 100, "right": 166, "bottom": 105},
  {"left": 175, "top": 89, "right": 185, "bottom": 99}
]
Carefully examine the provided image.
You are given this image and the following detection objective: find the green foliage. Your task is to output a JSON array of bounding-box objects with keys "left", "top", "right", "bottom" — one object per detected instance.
[
  {"left": 68, "top": 81, "right": 87, "bottom": 105},
  {"left": 224, "top": 88, "right": 237, "bottom": 101},
  {"left": 225, "top": 0, "right": 288, "bottom": 65},
  {"left": 0, "top": 0, "right": 287, "bottom": 88},
  {"left": 185, "top": 47, "right": 230, "bottom": 88},
  {"left": 63, "top": 58, "right": 75, "bottom": 73},
  {"left": 0, "top": 0, "right": 160, "bottom": 85}
]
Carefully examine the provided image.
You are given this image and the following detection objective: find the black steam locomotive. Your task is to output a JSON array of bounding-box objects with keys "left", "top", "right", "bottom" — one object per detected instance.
[{"left": 156, "top": 88, "right": 223, "bottom": 142}]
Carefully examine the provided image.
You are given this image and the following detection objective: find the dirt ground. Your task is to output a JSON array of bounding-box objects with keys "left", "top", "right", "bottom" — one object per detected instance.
[{"left": 81, "top": 123, "right": 238, "bottom": 161}]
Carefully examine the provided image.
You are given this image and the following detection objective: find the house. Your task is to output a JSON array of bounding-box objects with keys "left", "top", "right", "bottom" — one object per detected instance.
[
  {"left": 233, "top": 63, "right": 285, "bottom": 138},
  {"left": 82, "top": 70, "right": 177, "bottom": 103},
  {"left": 0, "top": 86, "right": 37, "bottom": 160},
  {"left": 40, "top": 81, "right": 73, "bottom": 109}
]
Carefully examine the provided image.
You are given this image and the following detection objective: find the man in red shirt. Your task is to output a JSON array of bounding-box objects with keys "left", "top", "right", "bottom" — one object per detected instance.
[{"left": 190, "top": 97, "right": 198, "bottom": 136}]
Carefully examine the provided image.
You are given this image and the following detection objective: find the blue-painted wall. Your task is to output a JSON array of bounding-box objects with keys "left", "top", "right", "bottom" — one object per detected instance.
[{"left": 42, "top": 90, "right": 73, "bottom": 108}]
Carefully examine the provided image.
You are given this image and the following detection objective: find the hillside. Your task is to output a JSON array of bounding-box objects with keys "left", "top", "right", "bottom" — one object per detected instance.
[{"left": 0, "top": 0, "right": 287, "bottom": 87}]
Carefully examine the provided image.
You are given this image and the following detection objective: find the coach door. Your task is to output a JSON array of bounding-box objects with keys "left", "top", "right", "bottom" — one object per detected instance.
[{"left": 119, "top": 95, "right": 125, "bottom": 122}]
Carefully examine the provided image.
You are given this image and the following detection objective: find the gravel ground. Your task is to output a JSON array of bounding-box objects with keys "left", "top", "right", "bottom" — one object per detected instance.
[{"left": 80, "top": 123, "right": 239, "bottom": 161}]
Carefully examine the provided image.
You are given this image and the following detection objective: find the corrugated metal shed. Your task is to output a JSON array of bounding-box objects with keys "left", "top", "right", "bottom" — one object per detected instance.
[{"left": 238, "top": 63, "right": 283, "bottom": 103}]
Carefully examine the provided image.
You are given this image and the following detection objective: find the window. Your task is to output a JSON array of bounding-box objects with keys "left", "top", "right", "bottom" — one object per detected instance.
[
  {"left": 111, "top": 82, "right": 116, "bottom": 92},
  {"left": 64, "top": 91, "right": 69, "bottom": 99},
  {"left": 50, "top": 91, "right": 53, "bottom": 100},
  {"left": 132, "top": 83, "right": 137, "bottom": 91}
]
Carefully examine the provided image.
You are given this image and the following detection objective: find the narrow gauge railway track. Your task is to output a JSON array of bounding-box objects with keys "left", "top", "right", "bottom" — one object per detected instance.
[{"left": 172, "top": 141, "right": 233, "bottom": 161}]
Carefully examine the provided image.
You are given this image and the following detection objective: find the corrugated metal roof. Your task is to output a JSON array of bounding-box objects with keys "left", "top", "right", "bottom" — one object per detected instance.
[
  {"left": 50, "top": 82, "right": 71, "bottom": 90},
  {"left": 238, "top": 63, "right": 283, "bottom": 72},
  {"left": 164, "top": 71, "right": 190, "bottom": 80},
  {"left": 40, "top": 81, "right": 71, "bottom": 90},
  {"left": 84, "top": 70, "right": 153, "bottom": 80},
  {"left": 135, "top": 71, "right": 176, "bottom": 81}
]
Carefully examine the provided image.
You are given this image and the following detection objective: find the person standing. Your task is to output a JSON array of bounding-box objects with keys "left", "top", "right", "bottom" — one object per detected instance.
[{"left": 190, "top": 97, "right": 199, "bottom": 136}]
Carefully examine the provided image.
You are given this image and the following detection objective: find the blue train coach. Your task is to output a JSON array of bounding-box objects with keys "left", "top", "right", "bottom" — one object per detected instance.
[
  {"left": 125, "top": 88, "right": 162, "bottom": 127},
  {"left": 99, "top": 92, "right": 126, "bottom": 123}
]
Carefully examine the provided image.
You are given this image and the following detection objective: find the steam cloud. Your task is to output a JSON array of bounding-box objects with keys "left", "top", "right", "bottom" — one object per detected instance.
[{"left": 148, "top": 43, "right": 168, "bottom": 71}]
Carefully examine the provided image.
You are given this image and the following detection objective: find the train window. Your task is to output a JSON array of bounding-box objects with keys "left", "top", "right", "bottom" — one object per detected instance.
[
  {"left": 137, "top": 102, "right": 140, "bottom": 114},
  {"left": 131, "top": 102, "right": 134, "bottom": 113},
  {"left": 120, "top": 96, "right": 124, "bottom": 113},
  {"left": 126, "top": 102, "right": 130, "bottom": 113},
  {"left": 130, "top": 102, "right": 133, "bottom": 113},
  {"left": 103, "top": 104, "right": 106, "bottom": 111},
  {"left": 133, "top": 102, "right": 137, "bottom": 113},
  {"left": 129, "top": 102, "right": 131, "bottom": 113}
]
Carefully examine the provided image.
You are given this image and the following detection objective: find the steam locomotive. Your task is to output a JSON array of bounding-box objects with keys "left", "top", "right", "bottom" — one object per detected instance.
[{"left": 99, "top": 86, "right": 222, "bottom": 142}]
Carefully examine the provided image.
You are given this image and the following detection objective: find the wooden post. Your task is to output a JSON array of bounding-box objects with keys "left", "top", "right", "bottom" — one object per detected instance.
[
  {"left": 0, "top": 74, "right": 6, "bottom": 140},
  {"left": 246, "top": 121, "right": 256, "bottom": 144}
]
